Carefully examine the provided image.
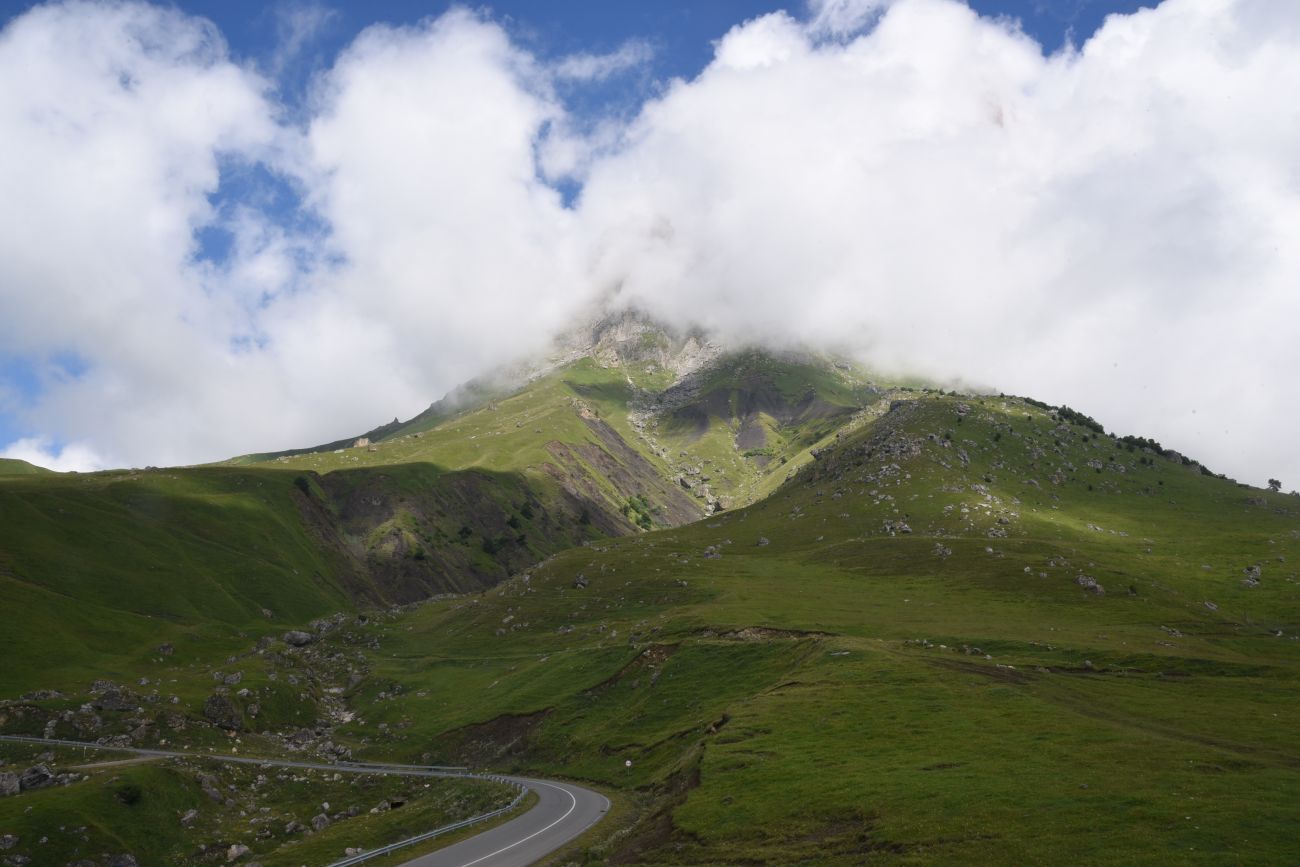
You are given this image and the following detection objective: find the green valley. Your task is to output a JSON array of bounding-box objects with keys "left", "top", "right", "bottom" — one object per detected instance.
[{"left": 2, "top": 326, "right": 1298, "bottom": 865}]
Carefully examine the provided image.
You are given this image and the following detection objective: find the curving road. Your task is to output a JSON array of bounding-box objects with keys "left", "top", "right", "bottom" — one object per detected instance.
[
  {"left": 398, "top": 776, "right": 609, "bottom": 867},
  {"left": 0, "top": 735, "right": 608, "bottom": 866}
]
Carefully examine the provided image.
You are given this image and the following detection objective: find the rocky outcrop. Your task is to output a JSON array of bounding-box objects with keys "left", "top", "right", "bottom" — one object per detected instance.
[{"left": 202, "top": 693, "right": 242, "bottom": 731}]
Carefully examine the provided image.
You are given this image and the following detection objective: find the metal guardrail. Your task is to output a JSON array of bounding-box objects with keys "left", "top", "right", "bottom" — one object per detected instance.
[
  {"left": 0, "top": 735, "right": 532, "bottom": 866},
  {"left": 326, "top": 781, "right": 528, "bottom": 867}
]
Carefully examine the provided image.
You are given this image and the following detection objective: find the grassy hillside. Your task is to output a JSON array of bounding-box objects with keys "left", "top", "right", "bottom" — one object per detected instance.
[
  {"left": 296, "top": 392, "right": 1300, "bottom": 864},
  {"left": 0, "top": 466, "right": 370, "bottom": 695},
  {"left": 8, "top": 349, "right": 1297, "bottom": 863},
  {"left": 0, "top": 457, "right": 52, "bottom": 475},
  {"left": 239, "top": 352, "right": 879, "bottom": 516},
  {"left": 0, "top": 350, "right": 879, "bottom": 698},
  {"left": 0, "top": 742, "right": 514, "bottom": 867}
]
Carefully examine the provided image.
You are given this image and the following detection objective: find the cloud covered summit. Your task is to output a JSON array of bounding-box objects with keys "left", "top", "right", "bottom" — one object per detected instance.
[{"left": 1, "top": 0, "right": 1296, "bottom": 486}]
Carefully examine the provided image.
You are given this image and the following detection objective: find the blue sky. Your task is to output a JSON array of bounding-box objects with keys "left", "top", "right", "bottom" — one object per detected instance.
[{"left": 0, "top": 0, "right": 1154, "bottom": 456}]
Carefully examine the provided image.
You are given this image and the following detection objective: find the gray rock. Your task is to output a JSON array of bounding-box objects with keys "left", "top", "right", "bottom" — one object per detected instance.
[
  {"left": 1075, "top": 575, "right": 1105, "bottom": 596},
  {"left": 311, "top": 813, "right": 330, "bottom": 832},
  {"left": 0, "top": 772, "right": 19, "bottom": 797},
  {"left": 106, "top": 856, "right": 139, "bottom": 867},
  {"left": 223, "top": 672, "right": 243, "bottom": 686},
  {"left": 203, "top": 693, "right": 242, "bottom": 731},
  {"left": 93, "top": 689, "right": 139, "bottom": 712},
  {"left": 198, "top": 774, "right": 224, "bottom": 803},
  {"left": 18, "top": 765, "right": 53, "bottom": 791},
  {"left": 283, "top": 630, "right": 314, "bottom": 647},
  {"left": 180, "top": 808, "right": 199, "bottom": 827},
  {"left": 0, "top": 835, "right": 16, "bottom": 850},
  {"left": 226, "top": 843, "right": 250, "bottom": 861}
]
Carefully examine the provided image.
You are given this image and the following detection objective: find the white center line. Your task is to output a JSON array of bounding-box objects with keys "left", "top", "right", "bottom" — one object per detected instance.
[{"left": 454, "top": 779, "right": 578, "bottom": 867}]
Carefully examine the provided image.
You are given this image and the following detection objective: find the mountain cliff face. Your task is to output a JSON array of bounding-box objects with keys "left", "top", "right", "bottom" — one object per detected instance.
[
  {"left": 0, "top": 311, "right": 885, "bottom": 692},
  {"left": 227, "top": 308, "right": 883, "bottom": 600}
]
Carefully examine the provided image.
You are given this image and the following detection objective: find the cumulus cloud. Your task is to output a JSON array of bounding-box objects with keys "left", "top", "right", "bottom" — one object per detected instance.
[
  {"left": 1, "top": 0, "right": 1298, "bottom": 488},
  {"left": 577, "top": 0, "right": 1300, "bottom": 486},
  {"left": 1, "top": 437, "right": 106, "bottom": 472}
]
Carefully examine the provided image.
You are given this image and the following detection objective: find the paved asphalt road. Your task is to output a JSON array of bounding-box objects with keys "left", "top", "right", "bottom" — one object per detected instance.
[
  {"left": 0, "top": 735, "right": 609, "bottom": 866},
  {"left": 398, "top": 776, "right": 609, "bottom": 867}
]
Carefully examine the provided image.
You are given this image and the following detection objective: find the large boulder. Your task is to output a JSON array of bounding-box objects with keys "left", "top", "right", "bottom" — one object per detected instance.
[
  {"left": 93, "top": 689, "right": 139, "bottom": 712},
  {"left": 202, "top": 694, "right": 243, "bottom": 731},
  {"left": 18, "top": 765, "right": 53, "bottom": 791},
  {"left": 283, "top": 630, "right": 314, "bottom": 647}
]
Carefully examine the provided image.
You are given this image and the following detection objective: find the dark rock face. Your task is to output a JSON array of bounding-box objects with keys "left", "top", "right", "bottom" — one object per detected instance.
[
  {"left": 202, "top": 693, "right": 243, "bottom": 731},
  {"left": 93, "top": 689, "right": 139, "bottom": 712},
  {"left": 198, "top": 774, "right": 223, "bottom": 803},
  {"left": 18, "top": 765, "right": 53, "bottom": 791}
]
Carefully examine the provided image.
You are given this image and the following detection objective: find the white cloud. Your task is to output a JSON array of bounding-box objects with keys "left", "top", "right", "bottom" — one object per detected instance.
[
  {"left": 554, "top": 38, "right": 653, "bottom": 81},
  {"left": 1, "top": 0, "right": 1298, "bottom": 488},
  {"left": 1, "top": 437, "right": 106, "bottom": 472}
]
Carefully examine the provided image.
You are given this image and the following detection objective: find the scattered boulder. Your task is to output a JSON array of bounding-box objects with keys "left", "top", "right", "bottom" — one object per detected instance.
[
  {"left": 93, "top": 689, "right": 139, "bottom": 713},
  {"left": 311, "top": 813, "right": 330, "bottom": 832},
  {"left": 226, "top": 843, "right": 250, "bottom": 862},
  {"left": 756, "top": 537, "right": 771, "bottom": 547},
  {"left": 283, "top": 630, "right": 314, "bottom": 647},
  {"left": 1075, "top": 575, "right": 1105, "bottom": 596},
  {"left": 0, "top": 835, "right": 16, "bottom": 849},
  {"left": 157, "top": 642, "right": 175, "bottom": 657},
  {"left": 180, "top": 808, "right": 199, "bottom": 827},
  {"left": 0, "top": 772, "right": 19, "bottom": 797},
  {"left": 105, "top": 857, "right": 139, "bottom": 867},
  {"left": 18, "top": 765, "right": 53, "bottom": 791},
  {"left": 1242, "top": 565, "right": 1262, "bottom": 588},
  {"left": 198, "top": 774, "right": 224, "bottom": 803},
  {"left": 203, "top": 694, "right": 242, "bottom": 731}
]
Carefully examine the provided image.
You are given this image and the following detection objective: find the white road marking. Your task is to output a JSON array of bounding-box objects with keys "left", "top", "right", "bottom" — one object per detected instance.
[{"left": 454, "top": 779, "right": 578, "bottom": 867}]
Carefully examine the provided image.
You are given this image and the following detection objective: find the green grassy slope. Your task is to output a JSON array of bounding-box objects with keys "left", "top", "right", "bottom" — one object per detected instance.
[
  {"left": 238, "top": 353, "right": 880, "bottom": 516},
  {"left": 0, "top": 743, "right": 513, "bottom": 867},
  {"left": 0, "top": 351, "right": 878, "bottom": 698},
  {"left": 0, "top": 467, "right": 371, "bottom": 694},
  {"left": 0, "top": 457, "right": 52, "bottom": 475},
  {"left": 306, "top": 393, "right": 1300, "bottom": 864}
]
